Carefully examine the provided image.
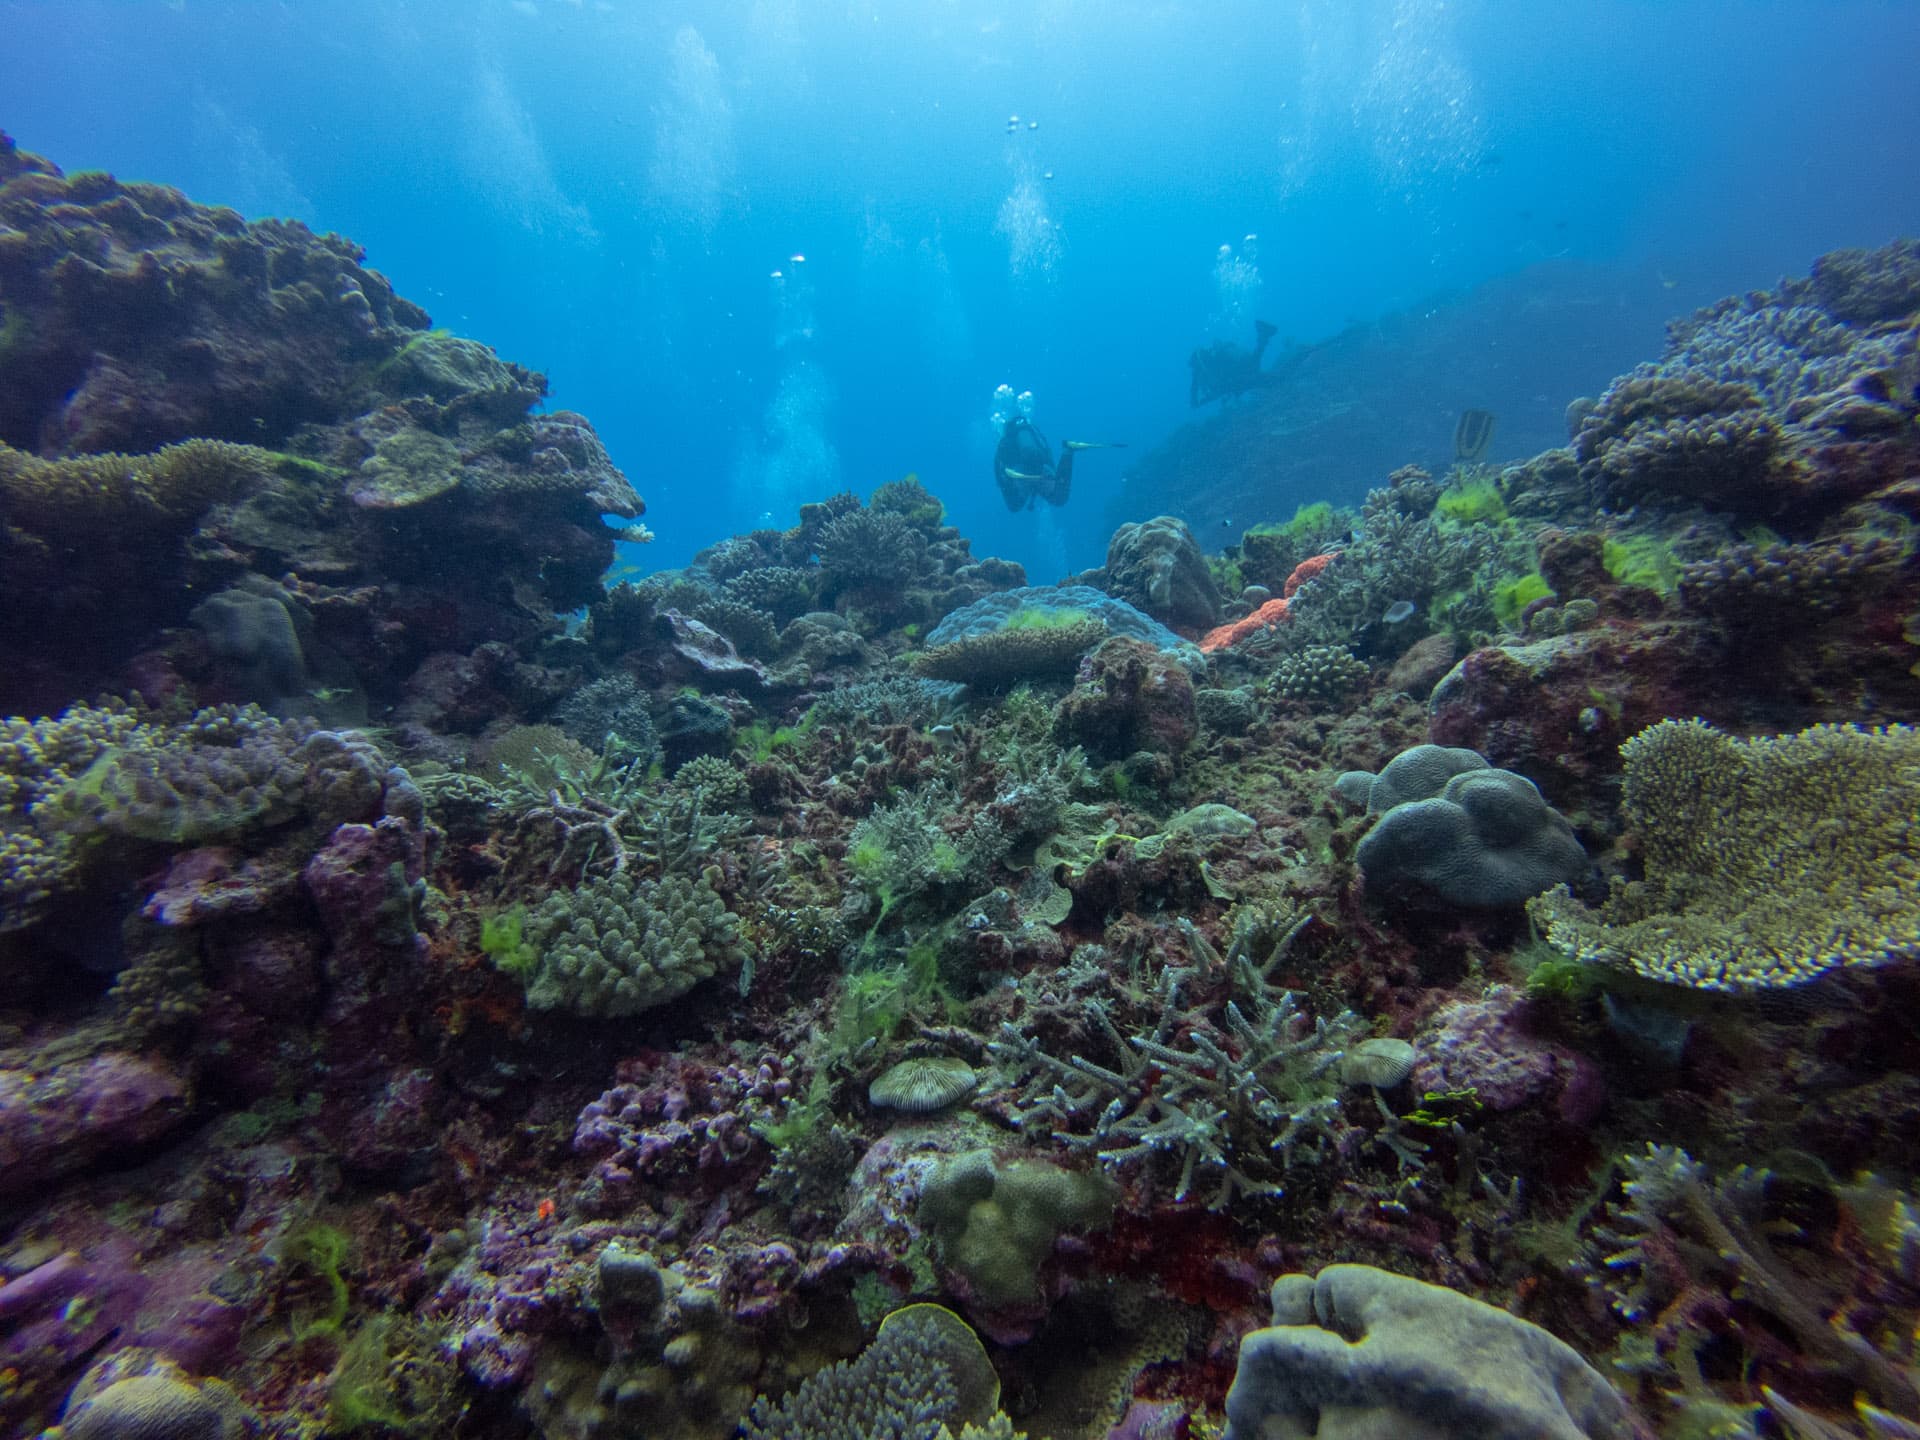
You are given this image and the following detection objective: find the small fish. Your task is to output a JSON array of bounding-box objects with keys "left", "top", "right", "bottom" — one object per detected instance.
[
  {"left": 789, "top": 253, "right": 806, "bottom": 264},
  {"left": 1382, "top": 600, "right": 1416, "bottom": 625},
  {"left": 1027, "top": 119, "right": 1038, "bottom": 130},
  {"left": 307, "top": 685, "right": 353, "bottom": 703},
  {"left": 1042, "top": 169, "right": 1054, "bottom": 180}
]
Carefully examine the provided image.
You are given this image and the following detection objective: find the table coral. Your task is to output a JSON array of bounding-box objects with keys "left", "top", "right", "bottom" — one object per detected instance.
[
  {"left": 915, "top": 620, "right": 1109, "bottom": 687},
  {"left": 1529, "top": 718, "right": 1920, "bottom": 991}
]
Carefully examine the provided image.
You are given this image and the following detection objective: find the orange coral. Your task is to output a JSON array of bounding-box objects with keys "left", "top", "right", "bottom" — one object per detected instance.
[
  {"left": 1200, "top": 596, "right": 1290, "bottom": 653},
  {"left": 1197, "top": 553, "right": 1338, "bottom": 653},
  {"left": 1283, "top": 550, "right": 1337, "bottom": 598}
]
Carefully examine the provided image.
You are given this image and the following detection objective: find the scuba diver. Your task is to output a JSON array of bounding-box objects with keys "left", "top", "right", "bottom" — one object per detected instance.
[
  {"left": 1188, "top": 319, "right": 1278, "bottom": 407},
  {"left": 990, "top": 385, "right": 1125, "bottom": 511}
]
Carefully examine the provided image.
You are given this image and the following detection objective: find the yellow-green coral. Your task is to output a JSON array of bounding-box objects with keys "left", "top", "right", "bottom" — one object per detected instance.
[
  {"left": 0, "top": 437, "right": 273, "bottom": 538},
  {"left": 1528, "top": 718, "right": 1920, "bottom": 991},
  {"left": 3, "top": 700, "right": 348, "bottom": 930},
  {"left": 919, "top": 1151, "right": 1118, "bottom": 1306},
  {"left": 2, "top": 700, "right": 146, "bottom": 928},
  {"left": 912, "top": 619, "right": 1105, "bottom": 686},
  {"left": 522, "top": 865, "right": 749, "bottom": 1015},
  {"left": 43, "top": 704, "right": 313, "bottom": 843}
]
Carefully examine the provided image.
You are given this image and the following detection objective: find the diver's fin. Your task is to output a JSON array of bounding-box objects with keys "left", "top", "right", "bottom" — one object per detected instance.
[
  {"left": 1001, "top": 468, "right": 1045, "bottom": 482},
  {"left": 1062, "top": 440, "right": 1126, "bottom": 451},
  {"left": 1254, "top": 319, "right": 1278, "bottom": 342}
]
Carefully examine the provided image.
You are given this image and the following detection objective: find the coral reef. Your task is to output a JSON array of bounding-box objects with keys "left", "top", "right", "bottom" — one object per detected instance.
[
  {"left": 1573, "top": 240, "right": 1920, "bottom": 524},
  {"left": 11, "top": 136, "right": 1920, "bottom": 1440},
  {"left": 0, "top": 137, "right": 643, "bottom": 718}
]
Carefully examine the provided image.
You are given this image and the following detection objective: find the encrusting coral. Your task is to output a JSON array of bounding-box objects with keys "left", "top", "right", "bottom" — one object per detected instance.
[
  {"left": 919, "top": 1151, "right": 1118, "bottom": 1308},
  {"left": 1529, "top": 718, "right": 1920, "bottom": 991}
]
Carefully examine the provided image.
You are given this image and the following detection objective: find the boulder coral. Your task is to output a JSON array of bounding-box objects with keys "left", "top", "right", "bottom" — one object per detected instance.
[
  {"left": 1101, "top": 514, "right": 1224, "bottom": 630},
  {"left": 1222, "top": 1265, "right": 1643, "bottom": 1440},
  {"left": 1347, "top": 744, "right": 1588, "bottom": 907}
]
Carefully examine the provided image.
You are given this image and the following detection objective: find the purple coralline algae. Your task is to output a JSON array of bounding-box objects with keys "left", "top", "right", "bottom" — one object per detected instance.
[{"left": 1412, "top": 986, "right": 1605, "bottom": 1126}]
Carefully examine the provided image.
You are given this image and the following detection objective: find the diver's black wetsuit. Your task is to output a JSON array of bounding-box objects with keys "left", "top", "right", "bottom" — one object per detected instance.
[
  {"left": 1188, "top": 319, "right": 1279, "bottom": 407},
  {"left": 993, "top": 418, "right": 1072, "bottom": 511}
]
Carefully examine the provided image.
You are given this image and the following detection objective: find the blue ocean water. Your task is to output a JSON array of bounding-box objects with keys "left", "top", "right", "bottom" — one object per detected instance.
[{"left": 4, "top": 0, "right": 1918, "bottom": 582}]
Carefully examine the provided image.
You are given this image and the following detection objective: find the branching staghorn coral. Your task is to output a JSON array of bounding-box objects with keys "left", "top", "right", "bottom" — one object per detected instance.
[
  {"left": 988, "top": 910, "right": 1370, "bottom": 1209},
  {"left": 1280, "top": 482, "right": 1502, "bottom": 651}
]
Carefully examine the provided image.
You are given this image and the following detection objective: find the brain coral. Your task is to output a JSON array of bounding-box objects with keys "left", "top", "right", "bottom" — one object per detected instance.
[{"left": 1528, "top": 718, "right": 1920, "bottom": 992}]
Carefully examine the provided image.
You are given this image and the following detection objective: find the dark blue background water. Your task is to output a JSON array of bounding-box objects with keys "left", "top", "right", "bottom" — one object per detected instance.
[{"left": 6, "top": 1, "right": 1918, "bottom": 583}]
